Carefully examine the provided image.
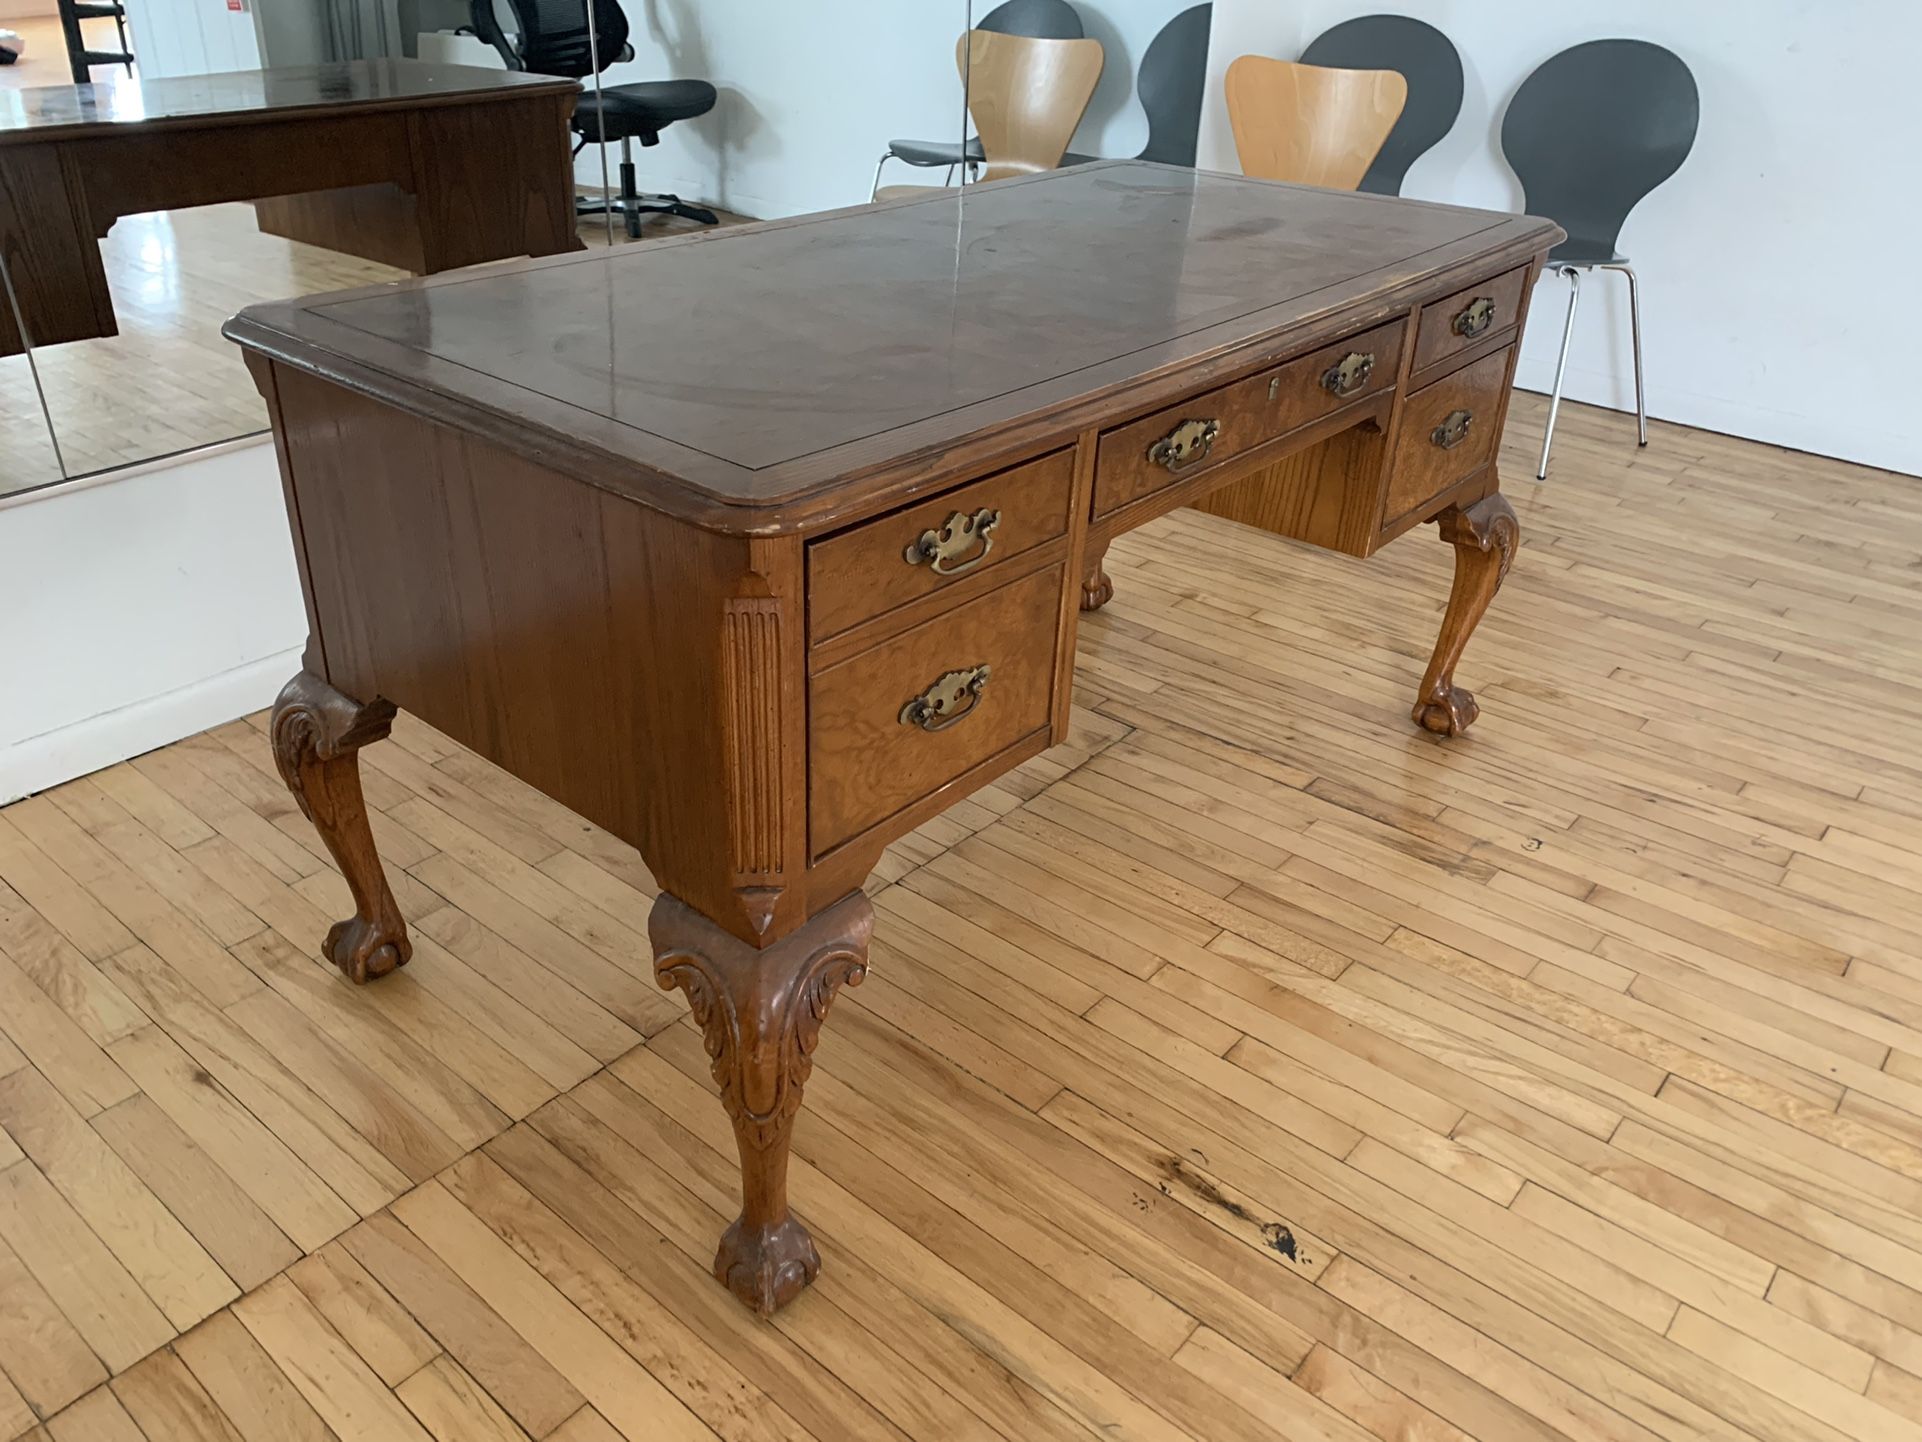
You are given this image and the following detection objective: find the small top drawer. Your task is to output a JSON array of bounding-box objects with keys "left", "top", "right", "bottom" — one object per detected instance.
[
  {"left": 807, "top": 449, "right": 1075, "bottom": 644},
  {"left": 1411, "top": 266, "right": 1529, "bottom": 376},
  {"left": 1092, "top": 319, "right": 1404, "bottom": 519}
]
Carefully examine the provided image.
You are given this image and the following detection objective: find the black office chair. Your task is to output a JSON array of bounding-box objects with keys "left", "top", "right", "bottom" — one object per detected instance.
[
  {"left": 1299, "top": 14, "right": 1461, "bottom": 196},
  {"left": 57, "top": 0, "right": 135, "bottom": 84},
  {"left": 871, "top": 0, "right": 1084, "bottom": 197},
  {"left": 473, "top": 0, "right": 717, "bottom": 239},
  {"left": 1502, "top": 39, "right": 1698, "bottom": 478}
]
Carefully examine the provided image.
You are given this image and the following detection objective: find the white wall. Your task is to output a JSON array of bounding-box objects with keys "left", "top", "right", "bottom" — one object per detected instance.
[
  {"left": 1201, "top": 0, "right": 1922, "bottom": 477},
  {"left": 0, "top": 440, "right": 306, "bottom": 803},
  {"left": 122, "top": 0, "right": 261, "bottom": 77},
  {"left": 590, "top": 0, "right": 1190, "bottom": 220}
]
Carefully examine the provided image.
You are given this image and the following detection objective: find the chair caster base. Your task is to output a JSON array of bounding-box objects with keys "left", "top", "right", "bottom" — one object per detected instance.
[{"left": 577, "top": 193, "right": 720, "bottom": 240}]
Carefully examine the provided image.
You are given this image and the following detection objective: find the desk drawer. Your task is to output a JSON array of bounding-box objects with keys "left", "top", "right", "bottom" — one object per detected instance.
[
  {"left": 808, "top": 449, "right": 1075, "bottom": 643},
  {"left": 809, "top": 564, "right": 1061, "bottom": 856},
  {"left": 1093, "top": 319, "right": 1403, "bottom": 518},
  {"left": 1411, "top": 266, "right": 1528, "bottom": 376},
  {"left": 1384, "top": 346, "right": 1509, "bottom": 523}
]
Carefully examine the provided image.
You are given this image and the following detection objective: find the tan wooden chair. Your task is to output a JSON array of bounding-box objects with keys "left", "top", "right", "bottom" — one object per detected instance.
[
  {"left": 875, "top": 31, "right": 1104, "bottom": 202},
  {"left": 1225, "top": 55, "right": 1408, "bottom": 191}
]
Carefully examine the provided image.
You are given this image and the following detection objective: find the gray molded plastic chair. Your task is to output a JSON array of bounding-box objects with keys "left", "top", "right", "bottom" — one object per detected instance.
[
  {"left": 1299, "top": 14, "right": 1461, "bottom": 195},
  {"left": 1502, "top": 39, "right": 1699, "bottom": 478},
  {"left": 871, "top": 0, "right": 1084, "bottom": 197},
  {"left": 1135, "top": 2, "right": 1213, "bottom": 166},
  {"left": 1059, "top": 3, "right": 1212, "bottom": 169}
]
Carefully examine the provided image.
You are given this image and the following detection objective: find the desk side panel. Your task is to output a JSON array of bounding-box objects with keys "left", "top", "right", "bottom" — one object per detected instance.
[{"left": 266, "top": 365, "right": 797, "bottom": 942}]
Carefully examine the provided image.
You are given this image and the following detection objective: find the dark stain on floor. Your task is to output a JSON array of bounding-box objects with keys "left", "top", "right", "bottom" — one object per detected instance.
[{"left": 1156, "top": 1154, "right": 1310, "bottom": 1265}]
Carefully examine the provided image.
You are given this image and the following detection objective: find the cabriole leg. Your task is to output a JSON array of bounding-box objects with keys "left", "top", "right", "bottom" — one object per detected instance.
[
  {"left": 1411, "top": 494, "right": 1520, "bottom": 738},
  {"left": 651, "top": 889, "right": 873, "bottom": 1315},
  {"left": 269, "top": 672, "right": 411, "bottom": 983},
  {"left": 1080, "top": 542, "right": 1114, "bottom": 612}
]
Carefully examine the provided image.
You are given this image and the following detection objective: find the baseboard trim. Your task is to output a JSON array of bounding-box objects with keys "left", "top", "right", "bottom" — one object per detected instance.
[{"left": 0, "top": 647, "right": 301, "bottom": 804}]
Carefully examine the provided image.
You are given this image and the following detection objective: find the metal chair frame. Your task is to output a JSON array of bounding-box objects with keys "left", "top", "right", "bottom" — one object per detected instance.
[{"left": 1536, "top": 260, "right": 1646, "bottom": 480}]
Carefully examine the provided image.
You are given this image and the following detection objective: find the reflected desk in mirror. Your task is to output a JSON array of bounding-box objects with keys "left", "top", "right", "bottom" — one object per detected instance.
[
  {"left": 225, "top": 161, "right": 1562, "bottom": 1317},
  {"left": 0, "top": 59, "right": 582, "bottom": 357}
]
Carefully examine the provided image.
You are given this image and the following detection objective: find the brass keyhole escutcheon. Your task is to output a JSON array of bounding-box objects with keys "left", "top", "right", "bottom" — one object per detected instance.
[
  {"left": 899, "top": 665, "right": 992, "bottom": 733},
  {"left": 1453, "top": 296, "right": 1497, "bottom": 339},
  {"left": 1320, "top": 351, "right": 1375, "bottom": 397},
  {"left": 904, "top": 507, "right": 1000, "bottom": 576},
  {"left": 1147, "top": 417, "right": 1220, "bottom": 473},
  {"left": 1431, "top": 409, "right": 1474, "bottom": 450}
]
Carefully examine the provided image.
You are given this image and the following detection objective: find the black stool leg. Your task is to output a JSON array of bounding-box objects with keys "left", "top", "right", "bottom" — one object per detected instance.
[{"left": 619, "top": 138, "right": 641, "bottom": 240}]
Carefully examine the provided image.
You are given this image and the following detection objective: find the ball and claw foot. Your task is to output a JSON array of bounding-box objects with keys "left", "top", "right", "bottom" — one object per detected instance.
[
  {"left": 715, "top": 1214, "right": 821, "bottom": 1317},
  {"left": 1412, "top": 684, "right": 1480, "bottom": 738},
  {"left": 324, "top": 916, "right": 411, "bottom": 985},
  {"left": 1081, "top": 565, "right": 1113, "bottom": 612}
]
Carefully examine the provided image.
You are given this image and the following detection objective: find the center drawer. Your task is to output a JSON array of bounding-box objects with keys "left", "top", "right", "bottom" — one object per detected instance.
[
  {"left": 809, "top": 564, "right": 1062, "bottom": 857},
  {"left": 1092, "top": 318, "right": 1404, "bottom": 519}
]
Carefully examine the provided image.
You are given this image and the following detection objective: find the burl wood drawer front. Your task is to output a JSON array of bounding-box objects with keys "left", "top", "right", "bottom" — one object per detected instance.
[
  {"left": 1411, "top": 266, "right": 1528, "bottom": 376},
  {"left": 1092, "top": 319, "right": 1404, "bottom": 519},
  {"left": 808, "top": 449, "right": 1075, "bottom": 644},
  {"left": 1383, "top": 346, "right": 1510, "bottom": 524},
  {"left": 809, "top": 565, "right": 1061, "bottom": 857}
]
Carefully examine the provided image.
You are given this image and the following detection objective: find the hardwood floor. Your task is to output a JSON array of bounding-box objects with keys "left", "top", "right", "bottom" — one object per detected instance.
[{"left": 4, "top": 393, "right": 1922, "bottom": 1441}]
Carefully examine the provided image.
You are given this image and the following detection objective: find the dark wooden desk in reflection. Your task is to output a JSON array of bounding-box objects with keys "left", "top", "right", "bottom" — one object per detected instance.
[
  {"left": 226, "top": 162, "right": 1561, "bottom": 1317},
  {"left": 0, "top": 60, "right": 580, "bottom": 357}
]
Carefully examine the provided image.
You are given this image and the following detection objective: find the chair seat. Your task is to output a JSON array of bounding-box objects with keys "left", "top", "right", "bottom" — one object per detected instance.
[
  {"left": 1547, "top": 238, "right": 1627, "bottom": 267},
  {"left": 886, "top": 136, "right": 988, "bottom": 168},
  {"left": 573, "top": 80, "right": 716, "bottom": 143}
]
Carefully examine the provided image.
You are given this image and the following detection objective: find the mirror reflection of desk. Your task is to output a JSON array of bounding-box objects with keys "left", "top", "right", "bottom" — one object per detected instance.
[{"left": 0, "top": 59, "right": 581, "bottom": 357}]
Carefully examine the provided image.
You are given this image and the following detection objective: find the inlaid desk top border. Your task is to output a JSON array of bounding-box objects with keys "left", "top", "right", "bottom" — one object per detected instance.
[
  {"left": 0, "top": 60, "right": 578, "bottom": 143},
  {"left": 226, "top": 162, "right": 1561, "bottom": 537}
]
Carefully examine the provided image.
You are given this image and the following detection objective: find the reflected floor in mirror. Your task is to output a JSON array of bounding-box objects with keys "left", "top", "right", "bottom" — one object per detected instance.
[
  {"left": 4, "top": 394, "right": 1922, "bottom": 1441},
  {"left": 0, "top": 201, "right": 741, "bottom": 495}
]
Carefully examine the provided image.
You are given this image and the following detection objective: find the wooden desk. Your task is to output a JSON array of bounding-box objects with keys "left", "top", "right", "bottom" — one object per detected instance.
[
  {"left": 226, "top": 162, "right": 1561, "bottom": 1316},
  {"left": 0, "top": 60, "right": 580, "bottom": 356}
]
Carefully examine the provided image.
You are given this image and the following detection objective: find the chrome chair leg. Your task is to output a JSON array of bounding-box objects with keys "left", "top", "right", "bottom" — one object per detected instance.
[
  {"left": 1537, "top": 264, "right": 1583, "bottom": 481},
  {"left": 870, "top": 152, "right": 892, "bottom": 201},
  {"left": 1601, "top": 262, "right": 1647, "bottom": 446}
]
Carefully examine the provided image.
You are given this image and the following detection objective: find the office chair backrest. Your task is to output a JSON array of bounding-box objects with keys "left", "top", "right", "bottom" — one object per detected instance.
[
  {"left": 1502, "top": 39, "right": 1698, "bottom": 262},
  {"left": 1225, "top": 56, "right": 1407, "bottom": 191},
  {"left": 1300, "top": 14, "right": 1462, "bottom": 195},
  {"left": 473, "top": 0, "right": 627, "bottom": 78},
  {"left": 957, "top": 30, "right": 1104, "bottom": 180},
  {"left": 978, "top": 0, "right": 1085, "bottom": 41},
  {"left": 1136, "top": 3, "right": 1211, "bottom": 166}
]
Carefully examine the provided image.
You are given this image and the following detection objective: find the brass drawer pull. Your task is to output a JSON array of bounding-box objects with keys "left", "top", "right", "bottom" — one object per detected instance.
[
  {"left": 899, "top": 664, "right": 992, "bottom": 733},
  {"left": 1431, "top": 409, "right": 1474, "bottom": 450},
  {"left": 904, "top": 507, "right": 1000, "bottom": 576},
  {"left": 1147, "top": 417, "right": 1220, "bottom": 473},
  {"left": 1320, "top": 351, "right": 1375, "bottom": 397},
  {"left": 1453, "top": 296, "right": 1497, "bottom": 339}
]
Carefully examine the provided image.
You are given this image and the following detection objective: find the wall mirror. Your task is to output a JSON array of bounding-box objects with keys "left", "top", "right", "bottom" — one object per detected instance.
[{"left": 0, "top": 0, "right": 999, "bottom": 500}]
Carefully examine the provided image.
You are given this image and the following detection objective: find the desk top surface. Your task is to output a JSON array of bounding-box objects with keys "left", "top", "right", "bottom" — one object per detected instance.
[
  {"left": 228, "top": 162, "right": 1560, "bottom": 532},
  {"left": 0, "top": 59, "right": 573, "bottom": 141}
]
